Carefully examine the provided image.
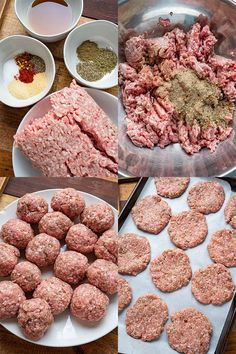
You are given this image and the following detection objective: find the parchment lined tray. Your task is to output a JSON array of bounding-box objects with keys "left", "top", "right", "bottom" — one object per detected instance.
[{"left": 118, "top": 177, "right": 236, "bottom": 354}]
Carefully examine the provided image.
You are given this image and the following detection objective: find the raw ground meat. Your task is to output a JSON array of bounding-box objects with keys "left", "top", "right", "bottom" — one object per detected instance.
[
  {"left": 187, "top": 181, "right": 225, "bottom": 214},
  {"left": 131, "top": 195, "right": 171, "bottom": 234},
  {"left": 208, "top": 229, "right": 236, "bottom": 267},
  {"left": 16, "top": 194, "right": 48, "bottom": 224},
  {"left": 191, "top": 263, "right": 234, "bottom": 304},
  {"left": 94, "top": 229, "right": 118, "bottom": 263},
  {"left": 168, "top": 210, "right": 208, "bottom": 249},
  {"left": 150, "top": 249, "right": 192, "bottom": 292},
  {"left": 155, "top": 177, "right": 190, "bottom": 198},
  {"left": 11, "top": 261, "right": 42, "bottom": 292},
  {"left": 14, "top": 81, "right": 117, "bottom": 177},
  {"left": 38, "top": 211, "right": 73, "bottom": 240},
  {"left": 224, "top": 195, "right": 236, "bottom": 228},
  {"left": 126, "top": 294, "right": 168, "bottom": 341},
  {"left": 51, "top": 188, "right": 85, "bottom": 220},
  {"left": 86, "top": 259, "right": 118, "bottom": 295},
  {"left": 118, "top": 277, "right": 132, "bottom": 312},
  {"left": 0, "top": 243, "right": 20, "bottom": 276},
  {"left": 0, "top": 281, "right": 26, "bottom": 319},
  {"left": 0, "top": 218, "right": 34, "bottom": 249},
  {"left": 81, "top": 203, "right": 114, "bottom": 234},
  {"left": 118, "top": 233, "right": 151, "bottom": 275},
  {"left": 166, "top": 308, "right": 212, "bottom": 354},
  {"left": 65, "top": 224, "right": 98, "bottom": 254}
]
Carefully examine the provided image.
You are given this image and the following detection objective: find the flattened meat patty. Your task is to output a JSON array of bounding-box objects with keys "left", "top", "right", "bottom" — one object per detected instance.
[
  {"left": 150, "top": 249, "right": 192, "bottom": 292},
  {"left": 208, "top": 229, "right": 236, "bottom": 267},
  {"left": 131, "top": 195, "right": 171, "bottom": 234},
  {"left": 187, "top": 181, "right": 225, "bottom": 214},
  {"left": 168, "top": 210, "right": 208, "bottom": 249},
  {"left": 166, "top": 308, "right": 213, "bottom": 354},
  {"left": 118, "top": 277, "right": 132, "bottom": 312},
  {"left": 155, "top": 177, "right": 190, "bottom": 198},
  {"left": 192, "top": 263, "right": 234, "bottom": 304},
  {"left": 126, "top": 294, "right": 168, "bottom": 341},
  {"left": 224, "top": 195, "right": 236, "bottom": 228},
  {"left": 118, "top": 233, "right": 151, "bottom": 275}
]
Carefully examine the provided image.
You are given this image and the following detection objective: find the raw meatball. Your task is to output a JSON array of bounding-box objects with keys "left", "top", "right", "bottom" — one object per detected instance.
[
  {"left": 39, "top": 212, "right": 73, "bottom": 240},
  {"left": 131, "top": 195, "right": 171, "bottom": 234},
  {"left": 0, "top": 219, "right": 34, "bottom": 249},
  {"left": 87, "top": 259, "right": 118, "bottom": 295},
  {"left": 17, "top": 298, "right": 53, "bottom": 340},
  {"left": 0, "top": 243, "right": 20, "bottom": 276},
  {"left": 26, "top": 233, "right": 60, "bottom": 268},
  {"left": 118, "top": 233, "right": 151, "bottom": 275},
  {"left": 54, "top": 251, "right": 88, "bottom": 285},
  {"left": 11, "top": 261, "right": 41, "bottom": 292},
  {"left": 118, "top": 277, "right": 132, "bottom": 312},
  {"left": 70, "top": 284, "right": 109, "bottom": 321},
  {"left": 0, "top": 281, "right": 26, "bottom": 319},
  {"left": 94, "top": 229, "right": 118, "bottom": 263},
  {"left": 126, "top": 294, "right": 168, "bottom": 341},
  {"left": 166, "top": 308, "right": 212, "bottom": 354},
  {"left": 155, "top": 177, "right": 190, "bottom": 198},
  {"left": 51, "top": 188, "right": 85, "bottom": 220},
  {"left": 33, "top": 277, "right": 73, "bottom": 315},
  {"left": 81, "top": 203, "right": 115, "bottom": 234},
  {"left": 224, "top": 195, "right": 236, "bottom": 228},
  {"left": 208, "top": 229, "right": 236, "bottom": 267},
  {"left": 16, "top": 193, "right": 48, "bottom": 224},
  {"left": 65, "top": 224, "right": 98, "bottom": 254}
]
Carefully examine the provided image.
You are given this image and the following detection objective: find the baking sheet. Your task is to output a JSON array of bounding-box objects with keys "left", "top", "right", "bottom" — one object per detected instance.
[{"left": 118, "top": 177, "right": 236, "bottom": 354}]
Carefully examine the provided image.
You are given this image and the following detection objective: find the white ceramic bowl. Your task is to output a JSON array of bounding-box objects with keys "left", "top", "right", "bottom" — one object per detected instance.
[
  {"left": 0, "top": 35, "right": 55, "bottom": 108},
  {"left": 64, "top": 20, "right": 118, "bottom": 89},
  {"left": 15, "top": 0, "right": 83, "bottom": 43}
]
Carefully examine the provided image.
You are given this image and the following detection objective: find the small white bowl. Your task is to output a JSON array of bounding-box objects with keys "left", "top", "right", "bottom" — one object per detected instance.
[
  {"left": 64, "top": 20, "right": 118, "bottom": 89},
  {"left": 0, "top": 35, "right": 55, "bottom": 108},
  {"left": 15, "top": 0, "right": 83, "bottom": 43}
]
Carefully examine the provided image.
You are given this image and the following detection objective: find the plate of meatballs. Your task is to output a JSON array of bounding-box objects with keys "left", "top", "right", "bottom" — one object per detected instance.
[{"left": 0, "top": 188, "right": 118, "bottom": 347}]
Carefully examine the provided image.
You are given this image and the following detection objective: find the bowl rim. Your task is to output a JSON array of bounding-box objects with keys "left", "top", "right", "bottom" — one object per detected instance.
[
  {"left": 14, "top": 0, "right": 84, "bottom": 39},
  {"left": 63, "top": 20, "right": 118, "bottom": 89}
]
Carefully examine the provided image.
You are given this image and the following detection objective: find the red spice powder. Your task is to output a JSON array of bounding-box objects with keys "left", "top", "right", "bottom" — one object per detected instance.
[{"left": 18, "top": 68, "right": 35, "bottom": 83}]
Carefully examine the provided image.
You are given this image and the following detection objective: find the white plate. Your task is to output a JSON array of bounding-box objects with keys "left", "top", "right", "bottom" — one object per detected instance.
[
  {"left": 13, "top": 88, "right": 118, "bottom": 177},
  {"left": 0, "top": 189, "right": 118, "bottom": 347}
]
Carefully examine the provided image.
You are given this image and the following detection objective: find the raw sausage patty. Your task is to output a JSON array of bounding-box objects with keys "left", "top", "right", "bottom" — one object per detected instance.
[
  {"left": 224, "top": 195, "right": 236, "bottom": 228},
  {"left": 118, "top": 277, "right": 132, "bottom": 312},
  {"left": 155, "top": 177, "right": 190, "bottom": 198},
  {"left": 208, "top": 229, "right": 236, "bottom": 267}
]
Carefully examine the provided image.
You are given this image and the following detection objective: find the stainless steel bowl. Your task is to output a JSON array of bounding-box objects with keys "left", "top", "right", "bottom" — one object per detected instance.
[{"left": 118, "top": 0, "right": 236, "bottom": 176}]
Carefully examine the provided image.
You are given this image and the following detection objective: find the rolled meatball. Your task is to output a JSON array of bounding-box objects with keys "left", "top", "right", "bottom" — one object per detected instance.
[
  {"left": 65, "top": 224, "right": 98, "bottom": 254},
  {"left": 87, "top": 259, "right": 118, "bottom": 295},
  {"left": 0, "top": 219, "right": 34, "bottom": 249},
  {"left": 51, "top": 188, "right": 85, "bottom": 220},
  {"left": 94, "top": 229, "right": 118, "bottom": 263},
  {"left": 16, "top": 193, "right": 48, "bottom": 224},
  {"left": 54, "top": 251, "right": 88, "bottom": 285},
  {"left": 11, "top": 261, "right": 42, "bottom": 292},
  {"left": 33, "top": 277, "right": 73, "bottom": 315},
  {"left": 38, "top": 212, "right": 73, "bottom": 240},
  {"left": 0, "top": 281, "right": 26, "bottom": 319},
  {"left": 70, "top": 284, "right": 109, "bottom": 321},
  {"left": 81, "top": 203, "right": 115, "bottom": 234},
  {"left": 17, "top": 298, "right": 53, "bottom": 340},
  {"left": 0, "top": 243, "right": 20, "bottom": 276},
  {"left": 26, "top": 233, "right": 60, "bottom": 268}
]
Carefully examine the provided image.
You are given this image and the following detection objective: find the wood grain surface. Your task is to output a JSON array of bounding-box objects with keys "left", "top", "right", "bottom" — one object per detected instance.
[
  {"left": 0, "top": 0, "right": 118, "bottom": 177},
  {"left": 0, "top": 177, "right": 118, "bottom": 354}
]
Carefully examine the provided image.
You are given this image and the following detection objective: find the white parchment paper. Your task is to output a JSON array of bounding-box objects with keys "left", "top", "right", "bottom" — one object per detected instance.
[{"left": 119, "top": 177, "right": 236, "bottom": 354}]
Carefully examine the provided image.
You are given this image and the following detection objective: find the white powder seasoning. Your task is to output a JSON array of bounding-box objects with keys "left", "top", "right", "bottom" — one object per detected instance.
[{"left": 3, "top": 59, "right": 19, "bottom": 85}]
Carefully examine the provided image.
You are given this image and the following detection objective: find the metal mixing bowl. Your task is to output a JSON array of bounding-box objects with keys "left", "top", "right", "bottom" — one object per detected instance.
[{"left": 118, "top": 0, "right": 236, "bottom": 176}]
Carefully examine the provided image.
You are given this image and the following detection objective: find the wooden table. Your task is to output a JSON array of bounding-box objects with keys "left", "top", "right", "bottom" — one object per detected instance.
[
  {"left": 0, "top": 0, "right": 117, "bottom": 177},
  {"left": 0, "top": 177, "right": 118, "bottom": 354},
  {"left": 119, "top": 178, "right": 236, "bottom": 354}
]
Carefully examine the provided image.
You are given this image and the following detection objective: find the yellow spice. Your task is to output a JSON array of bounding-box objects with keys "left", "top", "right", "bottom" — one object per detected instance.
[{"left": 8, "top": 72, "right": 47, "bottom": 100}]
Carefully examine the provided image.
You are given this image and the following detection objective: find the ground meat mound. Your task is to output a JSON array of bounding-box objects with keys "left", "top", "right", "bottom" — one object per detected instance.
[
  {"left": 150, "top": 249, "right": 192, "bottom": 292},
  {"left": 11, "top": 261, "right": 42, "bottom": 292},
  {"left": 0, "top": 243, "right": 20, "bottom": 276},
  {"left": 16, "top": 194, "right": 48, "bottom": 224},
  {"left": 126, "top": 294, "right": 168, "bottom": 341},
  {"left": 81, "top": 203, "right": 114, "bottom": 233},
  {"left": 51, "top": 188, "right": 85, "bottom": 220},
  {"left": 17, "top": 298, "right": 53, "bottom": 340},
  {"left": 131, "top": 195, "right": 171, "bottom": 234},
  {"left": 166, "top": 308, "right": 212, "bottom": 354},
  {"left": 208, "top": 229, "right": 236, "bottom": 267},
  {"left": 86, "top": 259, "right": 118, "bottom": 295},
  {"left": 0, "top": 281, "right": 26, "bottom": 319},
  {"left": 0, "top": 219, "right": 34, "bottom": 249},
  {"left": 118, "top": 277, "right": 132, "bottom": 312},
  {"left": 168, "top": 210, "right": 208, "bottom": 249},
  {"left": 94, "top": 229, "right": 118, "bottom": 263},
  {"left": 33, "top": 277, "right": 73, "bottom": 315},
  {"left": 65, "top": 224, "right": 98, "bottom": 254},
  {"left": 187, "top": 181, "right": 225, "bottom": 214},
  {"left": 155, "top": 177, "right": 190, "bottom": 198},
  {"left": 224, "top": 195, "right": 236, "bottom": 228},
  {"left": 39, "top": 211, "right": 73, "bottom": 240},
  {"left": 192, "top": 263, "right": 234, "bottom": 304},
  {"left": 70, "top": 284, "right": 109, "bottom": 321},
  {"left": 118, "top": 233, "right": 151, "bottom": 275}
]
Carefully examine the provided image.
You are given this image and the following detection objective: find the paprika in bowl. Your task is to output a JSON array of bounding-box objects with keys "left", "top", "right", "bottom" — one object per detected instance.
[{"left": 0, "top": 35, "right": 55, "bottom": 108}]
